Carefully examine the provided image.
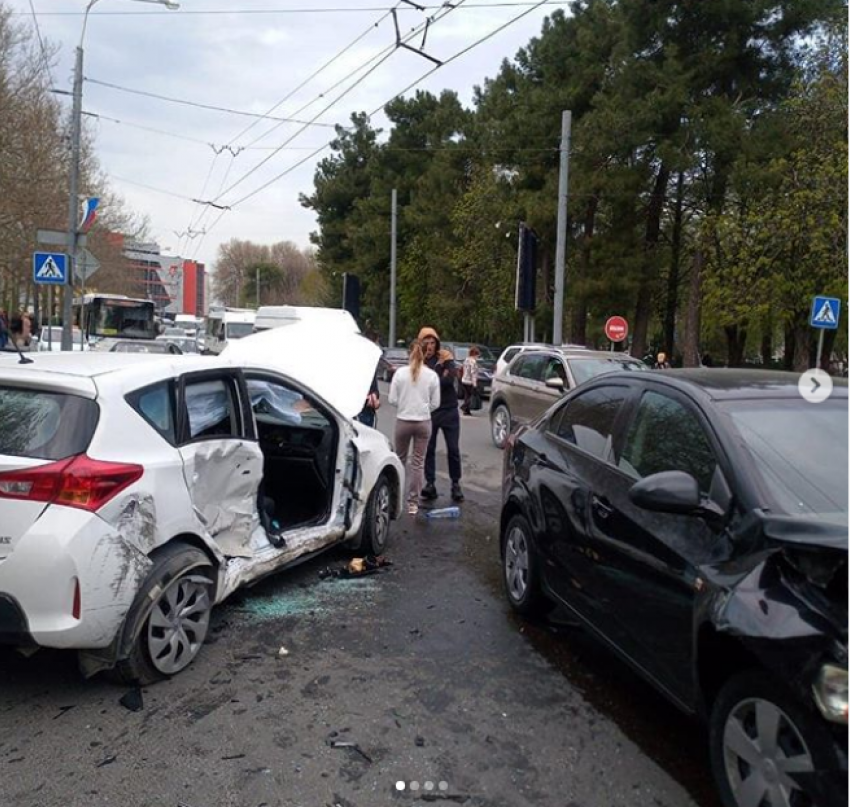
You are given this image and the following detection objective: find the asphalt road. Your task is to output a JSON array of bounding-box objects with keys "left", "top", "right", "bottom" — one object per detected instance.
[{"left": 0, "top": 385, "right": 720, "bottom": 807}]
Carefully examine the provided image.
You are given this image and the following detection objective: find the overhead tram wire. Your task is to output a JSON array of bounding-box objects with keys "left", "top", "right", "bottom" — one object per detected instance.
[
  {"left": 83, "top": 78, "right": 338, "bottom": 127},
  {"left": 225, "top": 0, "right": 554, "bottom": 210},
  {"left": 210, "top": 0, "right": 473, "bottom": 204},
  {"left": 27, "top": 0, "right": 55, "bottom": 85},
  {"left": 188, "top": 0, "right": 553, "bottom": 261},
  {"left": 22, "top": 2, "right": 570, "bottom": 16},
  {"left": 178, "top": 2, "right": 406, "bottom": 257}
]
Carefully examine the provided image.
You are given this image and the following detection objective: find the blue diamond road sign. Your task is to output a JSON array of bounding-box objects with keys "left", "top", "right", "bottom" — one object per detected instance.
[
  {"left": 33, "top": 251, "right": 68, "bottom": 286},
  {"left": 810, "top": 296, "right": 841, "bottom": 330}
]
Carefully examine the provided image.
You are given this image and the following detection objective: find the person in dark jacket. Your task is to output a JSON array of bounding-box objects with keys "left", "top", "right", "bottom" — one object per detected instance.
[{"left": 418, "top": 326, "right": 464, "bottom": 503}]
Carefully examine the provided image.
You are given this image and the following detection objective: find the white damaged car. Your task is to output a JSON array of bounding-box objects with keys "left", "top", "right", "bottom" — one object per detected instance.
[{"left": 0, "top": 322, "right": 403, "bottom": 683}]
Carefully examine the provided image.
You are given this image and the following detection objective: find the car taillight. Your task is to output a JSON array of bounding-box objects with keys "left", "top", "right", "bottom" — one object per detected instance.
[{"left": 0, "top": 455, "right": 143, "bottom": 512}]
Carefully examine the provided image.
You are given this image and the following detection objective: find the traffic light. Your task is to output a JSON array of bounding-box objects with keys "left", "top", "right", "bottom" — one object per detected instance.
[
  {"left": 342, "top": 273, "right": 361, "bottom": 322},
  {"left": 515, "top": 223, "right": 538, "bottom": 312}
]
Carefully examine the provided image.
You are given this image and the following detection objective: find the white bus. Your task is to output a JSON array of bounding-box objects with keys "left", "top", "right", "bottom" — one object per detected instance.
[
  {"left": 73, "top": 294, "right": 156, "bottom": 347},
  {"left": 205, "top": 307, "right": 256, "bottom": 354},
  {"left": 253, "top": 305, "right": 359, "bottom": 334}
]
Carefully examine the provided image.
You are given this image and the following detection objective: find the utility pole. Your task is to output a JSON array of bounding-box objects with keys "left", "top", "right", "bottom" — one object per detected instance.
[
  {"left": 389, "top": 189, "right": 398, "bottom": 347},
  {"left": 552, "top": 110, "right": 571, "bottom": 346},
  {"left": 62, "top": 45, "right": 84, "bottom": 352},
  {"left": 256, "top": 266, "right": 261, "bottom": 307}
]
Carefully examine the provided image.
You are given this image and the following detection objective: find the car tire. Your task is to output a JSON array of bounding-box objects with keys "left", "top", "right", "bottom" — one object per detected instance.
[
  {"left": 501, "top": 513, "right": 552, "bottom": 618},
  {"left": 111, "top": 543, "right": 214, "bottom": 686},
  {"left": 359, "top": 474, "right": 392, "bottom": 556},
  {"left": 490, "top": 403, "right": 511, "bottom": 449},
  {"left": 709, "top": 670, "right": 843, "bottom": 807}
]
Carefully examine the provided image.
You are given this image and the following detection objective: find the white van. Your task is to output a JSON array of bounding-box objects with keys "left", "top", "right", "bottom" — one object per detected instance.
[
  {"left": 254, "top": 305, "right": 359, "bottom": 335},
  {"left": 205, "top": 308, "right": 256, "bottom": 355},
  {"left": 174, "top": 314, "right": 203, "bottom": 337}
]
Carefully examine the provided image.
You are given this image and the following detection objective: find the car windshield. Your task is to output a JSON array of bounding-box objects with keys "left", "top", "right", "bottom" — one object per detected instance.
[
  {"left": 724, "top": 399, "right": 848, "bottom": 518},
  {"left": 567, "top": 358, "right": 647, "bottom": 385},
  {"left": 226, "top": 322, "right": 254, "bottom": 339},
  {"left": 113, "top": 341, "right": 171, "bottom": 354},
  {"left": 386, "top": 349, "right": 407, "bottom": 360}
]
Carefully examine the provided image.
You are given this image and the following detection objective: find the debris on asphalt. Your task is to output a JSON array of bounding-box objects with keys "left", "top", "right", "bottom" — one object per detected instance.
[
  {"left": 278, "top": 646, "right": 290, "bottom": 657},
  {"left": 221, "top": 753, "right": 246, "bottom": 761},
  {"left": 423, "top": 506, "right": 461, "bottom": 520},
  {"left": 328, "top": 740, "right": 373, "bottom": 764},
  {"left": 319, "top": 554, "right": 392, "bottom": 580},
  {"left": 96, "top": 755, "right": 117, "bottom": 768},
  {"left": 420, "top": 794, "right": 470, "bottom": 804},
  {"left": 52, "top": 705, "right": 76, "bottom": 720},
  {"left": 118, "top": 688, "right": 144, "bottom": 712},
  {"left": 415, "top": 736, "right": 426, "bottom": 747}
]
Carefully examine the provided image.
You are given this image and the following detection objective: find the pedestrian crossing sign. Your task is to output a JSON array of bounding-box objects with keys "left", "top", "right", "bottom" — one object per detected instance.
[
  {"left": 810, "top": 296, "right": 841, "bottom": 330},
  {"left": 33, "top": 251, "right": 68, "bottom": 285}
]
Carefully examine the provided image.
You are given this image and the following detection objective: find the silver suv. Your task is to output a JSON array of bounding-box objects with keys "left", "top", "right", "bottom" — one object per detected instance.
[{"left": 489, "top": 347, "right": 647, "bottom": 448}]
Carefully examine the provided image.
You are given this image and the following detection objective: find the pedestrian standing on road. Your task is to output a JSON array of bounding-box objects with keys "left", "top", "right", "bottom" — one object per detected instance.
[
  {"left": 461, "top": 346, "right": 481, "bottom": 416},
  {"left": 355, "top": 373, "right": 381, "bottom": 428},
  {"left": 653, "top": 352, "right": 671, "bottom": 370},
  {"left": 418, "top": 326, "right": 465, "bottom": 503},
  {"left": 0, "top": 310, "right": 8, "bottom": 351},
  {"left": 389, "top": 339, "right": 440, "bottom": 516}
]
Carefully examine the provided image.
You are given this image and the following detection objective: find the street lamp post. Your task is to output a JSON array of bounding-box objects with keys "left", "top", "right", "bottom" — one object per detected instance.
[{"left": 61, "top": 0, "right": 179, "bottom": 351}]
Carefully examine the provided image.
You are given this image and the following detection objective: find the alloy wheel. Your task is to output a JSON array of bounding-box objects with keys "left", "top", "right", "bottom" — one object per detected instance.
[
  {"left": 492, "top": 407, "right": 510, "bottom": 447},
  {"left": 722, "top": 697, "right": 815, "bottom": 807},
  {"left": 504, "top": 525, "right": 530, "bottom": 603},
  {"left": 147, "top": 575, "right": 212, "bottom": 675},
  {"left": 373, "top": 482, "right": 391, "bottom": 550}
]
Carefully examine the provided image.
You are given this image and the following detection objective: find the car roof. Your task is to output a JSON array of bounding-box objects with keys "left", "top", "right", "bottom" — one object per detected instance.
[
  {"left": 0, "top": 352, "right": 214, "bottom": 379},
  {"left": 520, "top": 347, "right": 642, "bottom": 361},
  {"left": 600, "top": 368, "right": 849, "bottom": 401}
]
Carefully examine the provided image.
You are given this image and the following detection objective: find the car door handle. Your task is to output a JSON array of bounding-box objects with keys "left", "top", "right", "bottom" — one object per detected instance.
[{"left": 592, "top": 495, "right": 614, "bottom": 520}]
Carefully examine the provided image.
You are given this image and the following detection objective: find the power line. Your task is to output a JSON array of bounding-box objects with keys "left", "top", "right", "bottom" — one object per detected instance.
[
  {"left": 213, "top": 0, "right": 471, "bottom": 202},
  {"left": 21, "top": 2, "right": 569, "bottom": 16},
  {"left": 27, "top": 0, "right": 55, "bottom": 85},
  {"left": 179, "top": 3, "right": 405, "bottom": 255},
  {"left": 227, "top": 0, "right": 553, "bottom": 209},
  {"left": 83, "top": 77, "right": 338, "bottom": 127}
]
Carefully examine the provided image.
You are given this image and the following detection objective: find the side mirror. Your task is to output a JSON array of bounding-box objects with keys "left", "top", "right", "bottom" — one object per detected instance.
[
  {"left": 545, "top": 377, "right": 565, "bottom": 391},
  {"left": 629, "top": 471, "right": 701, "bottom": 515}
]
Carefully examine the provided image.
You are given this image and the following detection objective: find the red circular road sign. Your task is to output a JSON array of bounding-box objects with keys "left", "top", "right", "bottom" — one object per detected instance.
[{"left": 605, "top": 316, "right": 629, "bottom": 343}]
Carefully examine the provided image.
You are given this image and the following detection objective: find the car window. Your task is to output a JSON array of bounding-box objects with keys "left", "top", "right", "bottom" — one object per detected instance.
[
  {"left": 543, "top": 357, "right": 567, "bottom": 384},
  {"left": 247, "top": 378, "right": 310, "bottom": 427},
  {"left": 549, "top": 386, "right": 629, "bottom": 461},
  {"left": 184, "top": 378, "right": 238, "bottom": 440},
  {"left": 0, "top": 387, "right": 99, "bottom": 460},
  {"left": 567, "top": 357, "right": 648, "bottom": 385},
  {"left": 619, "top": 391, "right": 717, "bottom": 493},
  {"left": 503, "top": 348, "right": 520, "bottom": 364},
  {"left": 128, "top": 382, "right": 176, "bottom": 444},
  {"left": 513, "top": 354, "right": 546, "bottom": 381}
]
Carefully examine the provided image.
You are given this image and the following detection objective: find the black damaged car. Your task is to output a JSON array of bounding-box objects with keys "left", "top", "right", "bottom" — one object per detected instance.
[{"left": 500, "top": 370, "right": 847, "bottom": 807}]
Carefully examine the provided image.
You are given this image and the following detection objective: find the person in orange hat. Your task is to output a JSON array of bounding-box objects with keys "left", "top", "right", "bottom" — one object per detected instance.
[{"left": 417, "top": 326, "right": 464, "bottom": 503}]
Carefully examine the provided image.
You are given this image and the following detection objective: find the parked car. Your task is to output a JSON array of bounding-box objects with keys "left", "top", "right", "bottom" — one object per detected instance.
[
  {"left": 0, "top": 322, "right": 403, "bottom": 683},
  {"left": 36, "top": 326, "right": 87, "bottom": 352},
  {"left": 441, "top": 342, "right": 497, "bottom": 399},
  {"left": 500, "top": 369, "right": 848, "bottom": 807},
  {"left": 378, "top": 347, "right": 409, "bottom": 382},
  {"left": 489, "top": 347, "right": 646, "bottom": 448},
  {"left": 110, "top": 339, "right": 183, "bottom": 355},
  {"left": 156, "top": 335, "right": 200, "bottom": 354},
  {"left": 495, "top": 342, "right": 591, "bottom": 377}
]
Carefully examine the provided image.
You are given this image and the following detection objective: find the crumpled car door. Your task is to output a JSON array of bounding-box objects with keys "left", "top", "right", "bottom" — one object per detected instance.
[{"left": 177, "top": 373, "right": 263, "bottom": 557}]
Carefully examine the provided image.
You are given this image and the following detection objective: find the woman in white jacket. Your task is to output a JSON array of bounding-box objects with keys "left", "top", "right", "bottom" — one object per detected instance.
[{"left": 388, "top": 339, "right": 440, "bottom": 515}]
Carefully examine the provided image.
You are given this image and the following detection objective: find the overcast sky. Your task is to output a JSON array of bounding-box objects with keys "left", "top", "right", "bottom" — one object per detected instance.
[{"left": 15, "top": 0, "right": 561, "bottom": 271}]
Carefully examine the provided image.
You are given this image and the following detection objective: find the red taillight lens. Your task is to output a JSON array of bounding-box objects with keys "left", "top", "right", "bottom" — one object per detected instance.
[{"left": 0, "top": 455, "right": 143, "bottom": 512}]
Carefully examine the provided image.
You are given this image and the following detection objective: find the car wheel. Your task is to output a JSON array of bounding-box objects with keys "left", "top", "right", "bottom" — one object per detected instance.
[
  {"left": 710, "top": 670, "right": 840, "bottom": 807},
  {"left": 112, "top": 543, "right": 214, "bottom": 685},
  {"left": 360, "top": 475, "right": 392, "bottom": 555},
  {"left": 491, "top": 403, "right": 511, "bottom": 449},
  {"left": 501, "top": 513, "right": 552, "bottom": 617}
]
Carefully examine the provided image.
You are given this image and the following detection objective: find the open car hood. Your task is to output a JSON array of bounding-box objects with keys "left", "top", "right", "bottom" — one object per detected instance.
[{"left": 224, "top": 321, "right": 380, "bottom": 419}]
